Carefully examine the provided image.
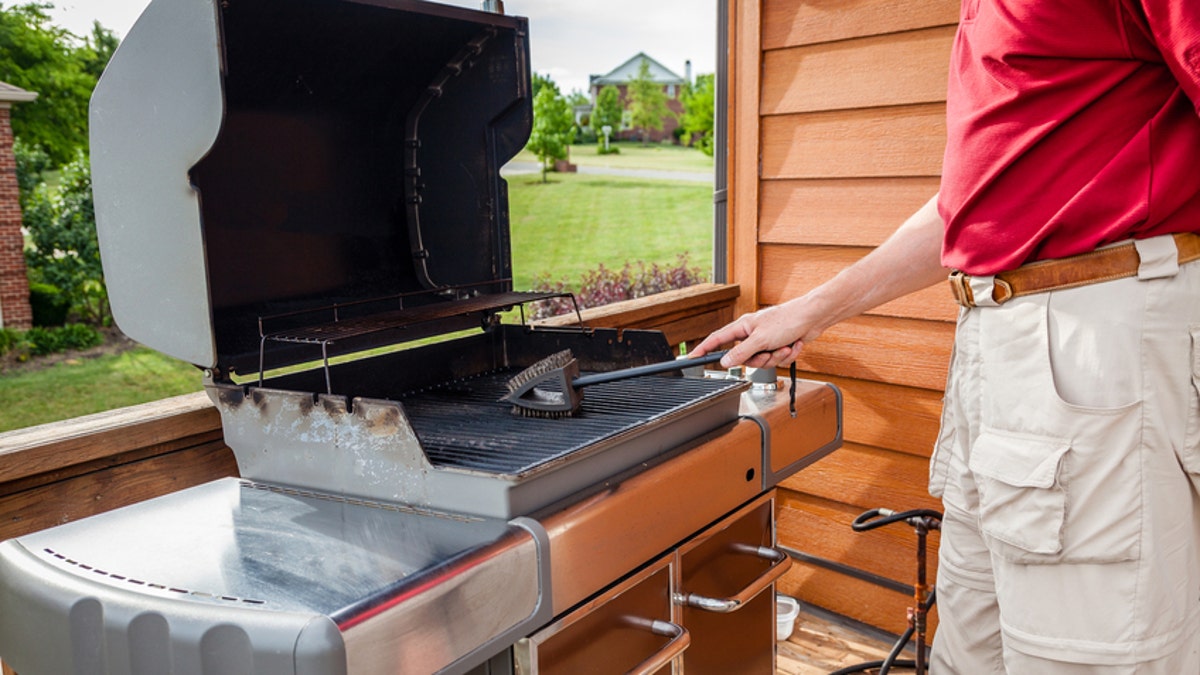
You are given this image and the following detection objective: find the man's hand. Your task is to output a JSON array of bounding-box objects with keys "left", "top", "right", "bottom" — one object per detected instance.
[{"left": 691, "top": 298, "right": 826, "bottom": 369}]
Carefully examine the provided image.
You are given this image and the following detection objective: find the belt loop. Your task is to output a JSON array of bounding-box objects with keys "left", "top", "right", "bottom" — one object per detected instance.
[
  {"left": 1135, "top": 236, "right": 1179, "bottom": 280},
  {"left": 949, "top": 272, "right": 1006, "bottom": 307},
  {"left": 968, "top": 274, "right": 1002, "bottom": 307},
  {"left": 948, "top": 271, "right": 974, "bottom": 307}
]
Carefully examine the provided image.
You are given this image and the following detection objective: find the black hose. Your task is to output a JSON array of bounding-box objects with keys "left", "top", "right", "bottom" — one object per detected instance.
[
  {"left": 818, "top": 590, "right": 938, "bottom": 674},
  {"left": 852, "top": 508, "right": 943, "bottom": 532},
  {"left": 828, "top": 658, "right": 917, "bottom": 675},
  {"left": 826, "top": 508, "right": 942, "bottom": 675},
  {"left": 879, "top": 624, "right": 916, "bottom": 675}
]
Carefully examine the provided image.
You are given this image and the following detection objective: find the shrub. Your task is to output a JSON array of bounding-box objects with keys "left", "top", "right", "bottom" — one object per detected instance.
[
  {"left": 527, "top": 254, "right": 708, "bottom": 320},
  {"left": 13, "top": 138, "right": 51, "bottom": 209},
  {"left": 0, "top": 328, "right": 24, "bottom": 356},
  {"left": 22, "top": 323, "right": 102, "bottom": 356},
  {"left": 22, "top": 327, "right": 57, "bottom": 356},
  {"left": 56, "top": 323, "right": 104, "bottom": 350},
  {"left": 23, "top": 152, "right": 111, "bottom": 326},
  {"left": 573, "top": 126, "right": 597, "bottom": 145},
  {"left": 28, "top": 281, "right": 70, "bottom": 326}
]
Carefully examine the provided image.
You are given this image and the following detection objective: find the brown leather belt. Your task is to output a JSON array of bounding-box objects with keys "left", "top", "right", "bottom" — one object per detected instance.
[{"left": 949, "top": 231, "right": 1200, "bottom": 308}]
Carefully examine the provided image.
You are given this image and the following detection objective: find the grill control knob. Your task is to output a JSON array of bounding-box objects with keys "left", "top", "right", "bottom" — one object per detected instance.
[{"left": 748, "top": 367, "right": 779, "bottom": 390}]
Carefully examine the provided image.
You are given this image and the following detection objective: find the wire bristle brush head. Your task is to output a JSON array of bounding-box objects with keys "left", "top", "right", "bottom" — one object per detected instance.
[{"left": 501, "top": 349, "right": 583, "bottom": 418}]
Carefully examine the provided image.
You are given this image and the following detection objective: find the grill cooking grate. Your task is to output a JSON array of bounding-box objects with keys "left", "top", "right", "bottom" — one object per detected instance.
[{"left": 399, "top": 370, "right": 744, "bottom": 476}]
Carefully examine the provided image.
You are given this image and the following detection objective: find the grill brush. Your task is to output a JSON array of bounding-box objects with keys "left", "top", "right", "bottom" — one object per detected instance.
[{"left": 502, "top": 349, "right": 729, "bottom": 417}]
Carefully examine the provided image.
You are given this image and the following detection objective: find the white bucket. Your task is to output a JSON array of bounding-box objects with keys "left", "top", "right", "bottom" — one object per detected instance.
[{"left": 776, "top": 594, "right": 800, "bottom": 641}]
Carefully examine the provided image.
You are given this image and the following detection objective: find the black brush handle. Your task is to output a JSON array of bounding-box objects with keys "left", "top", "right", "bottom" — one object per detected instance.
[{"left": 571, "top": 350, "right": 728, "bottom": 389}]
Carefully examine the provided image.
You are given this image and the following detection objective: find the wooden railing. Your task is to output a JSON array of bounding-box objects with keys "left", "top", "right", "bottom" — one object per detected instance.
[
  {"left": 0, "top": 393, "right": 238, "bottom": 542},
  {"left": 0, "top": 283, "right": 739, "bottom": 542}
]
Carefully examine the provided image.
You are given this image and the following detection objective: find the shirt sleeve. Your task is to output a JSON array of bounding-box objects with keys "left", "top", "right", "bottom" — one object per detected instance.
[{"left": 1135, "top": 0, "right": 1200, "bottom": 114}]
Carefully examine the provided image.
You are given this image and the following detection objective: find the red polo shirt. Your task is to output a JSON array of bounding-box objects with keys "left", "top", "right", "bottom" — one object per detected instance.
[{"left": 939, "top": 0, "right": 1200, "bottom": 275}]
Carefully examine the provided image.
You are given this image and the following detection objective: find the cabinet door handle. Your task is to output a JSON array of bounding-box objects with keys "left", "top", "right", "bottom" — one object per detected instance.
[
  {"left": 676, "top": 545, "right": 792, "bottom": 613},
  {"left": 623, "top": 617, "right": 691, "bottom": 675}
]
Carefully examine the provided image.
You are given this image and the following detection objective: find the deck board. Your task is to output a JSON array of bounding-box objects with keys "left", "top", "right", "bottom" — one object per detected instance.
[{"left": 777, "top": 603, "right": 912, "bottom": 674}]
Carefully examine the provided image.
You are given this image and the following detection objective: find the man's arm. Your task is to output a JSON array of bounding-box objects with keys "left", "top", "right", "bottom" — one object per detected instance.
[{"left": 692, "top": 194, "right": 949, "bottom": 369}]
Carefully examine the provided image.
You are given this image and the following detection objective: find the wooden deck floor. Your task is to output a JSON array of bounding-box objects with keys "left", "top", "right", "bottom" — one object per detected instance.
[{"left": 777, "top": 603, "right": 917, "bottom": 675}]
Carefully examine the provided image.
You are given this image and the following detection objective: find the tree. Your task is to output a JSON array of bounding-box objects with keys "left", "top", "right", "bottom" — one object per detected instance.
[
  {"left": 626, "top": 59, "right": 673, "bottom": 145},
  {"left": 531, "top": 71, "right": 559, "bottom": 101},
  {"left": 0, "top": 4, "right": 116, "bottom": 165},
  {"left": 592, "top": 84, "right": 623, "bottom": 137},
  {"left": 566, "top": 89, "right": 589, "bottom": 107},
  {"left": 23, "top": 152, "right": 109, "bottom": 324},
  {"left": 13, "top": 136, "right": 50, "bottom": 209},
  {"left": 526, "top": 84, "right": 575, "bottom": 183},
  {"left": 79, "top": 21, "right": 119, "bottom": 80},
  {"left": 680, "top": 73, "right": 715, "bottom": 156}
]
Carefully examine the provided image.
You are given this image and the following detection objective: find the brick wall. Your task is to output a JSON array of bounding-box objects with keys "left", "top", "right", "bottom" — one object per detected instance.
[{"left": 0, "top": 105, "right": 32, "bottom": 329}]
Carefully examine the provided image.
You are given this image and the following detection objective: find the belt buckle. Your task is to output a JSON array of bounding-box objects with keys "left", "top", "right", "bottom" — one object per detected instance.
[{"left": 948, "top": 271, "right": 975, "bottom": 308}]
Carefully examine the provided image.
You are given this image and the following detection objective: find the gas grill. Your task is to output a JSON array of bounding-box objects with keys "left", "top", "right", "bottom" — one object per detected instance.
[{"left": 0, "top": 0, "right": 842, "bottom": 673}]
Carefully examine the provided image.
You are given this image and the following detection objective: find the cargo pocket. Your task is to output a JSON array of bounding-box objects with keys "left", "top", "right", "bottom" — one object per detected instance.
[{"left": 969, "top": 427, "right": 1069, "bottom": 559}]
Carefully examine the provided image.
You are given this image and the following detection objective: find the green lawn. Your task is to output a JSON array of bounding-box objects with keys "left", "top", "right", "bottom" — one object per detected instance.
[
  {"left": 4, "top": 167, "right": 713, "bottom": 432},
  {"left": 508, "top": 172, "right": 713, "bottom": 288},
  {"left": 512, "top": 141, "right": 715, "bottom": 173},
  {"left": 0, "top": 346, "right": 202, "bottom": 432}
]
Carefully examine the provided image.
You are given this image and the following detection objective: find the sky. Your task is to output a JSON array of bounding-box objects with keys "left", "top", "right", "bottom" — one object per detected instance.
[{"left": 45, "top": 0, "right": 717, "bottom": 97}]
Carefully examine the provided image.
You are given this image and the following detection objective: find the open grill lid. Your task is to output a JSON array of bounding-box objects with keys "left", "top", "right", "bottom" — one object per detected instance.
[{"left": 91, "top": 0, "right": 533, "bottom": 375}]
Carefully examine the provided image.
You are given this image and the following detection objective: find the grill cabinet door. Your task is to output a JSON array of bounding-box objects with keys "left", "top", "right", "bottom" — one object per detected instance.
[
  {"left": 514, "top": 554, "right": 686, "bottom": 674},
  {"left": 676, "top": 494, "right": 785, "bottom": 674}
]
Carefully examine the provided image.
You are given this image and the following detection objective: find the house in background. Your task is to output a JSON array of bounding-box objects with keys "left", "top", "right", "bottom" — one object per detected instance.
[
  {"left": 585, "top": 52, "right": 689, "bottom": 143},
  {"left": 0, "top": 81, "right": 36, "bottom": 330}
]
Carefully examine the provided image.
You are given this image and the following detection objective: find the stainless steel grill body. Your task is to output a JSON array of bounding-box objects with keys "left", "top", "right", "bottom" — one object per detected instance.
[
  {"left": 0, "top": 479, "right": 550, "bottom": 675},
  {"left": 0, "top": 379, "right": 842, "bottom": 675},
  {"left": 210, "top": 325, "right": 749, "bottom": 518}
]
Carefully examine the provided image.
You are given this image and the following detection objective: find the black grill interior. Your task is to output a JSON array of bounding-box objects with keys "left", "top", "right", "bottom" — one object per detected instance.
[{"left": 399, "top": 369, "right": 744, "bottom": 476}]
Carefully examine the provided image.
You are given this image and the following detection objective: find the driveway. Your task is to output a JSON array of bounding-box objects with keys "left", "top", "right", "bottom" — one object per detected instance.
[{"left": 501, "top": 161, "right": 712, "bottom": 184}]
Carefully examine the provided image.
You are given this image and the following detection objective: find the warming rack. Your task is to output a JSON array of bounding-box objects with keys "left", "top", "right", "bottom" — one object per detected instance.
[{"left": 256, "top": 281, "right": 584, "bottom": 392}]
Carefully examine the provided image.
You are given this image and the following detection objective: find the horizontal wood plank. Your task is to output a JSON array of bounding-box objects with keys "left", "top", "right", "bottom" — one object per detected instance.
[
  {"left": 763, "top": 0, "right": 959, "bottom": 50},
  {"left": 799, "top": 371, "right": 944, "bottom": 458},
  {"left": 0, "top": 442, "right": 238, "bottom": 541},
  {"left": 776, "top": 605, "right": 899, "bottom": 674},
  {"left": 656, "top": 309, "right": 737, "bottom": 349},
  {"left": 780, "top": 560, "right": 941, "bottom": 639},
  {"left": 777, "top": 491, "right": 941, "bottom": 635},
  {"left": 762, "top": 26, "right": 954, "bottom": 115},
  {"left": 761, "top": 105, "right": 946, "bottom": 180},
  {"left": 781, "top": 442, "right": 942, "bottom": 509},
  {"left": 536, "top": 282, "right": 738, "bottom": 347},
  {"left": 759, "top": 177, "right": 941, "bottom": 247},
  {"left": 759, "top": 245, "right": 958, "bottom": 322},
  {"left": 0, "top": 429, "right": 226, "bottom": 498},
  {"left": 0, "top": 392, "right": 220, "bottom": 484},
  {"left": 779, "top": 491, "right": 941, "bottom": 588},
  {"left": 792, "top": 315, "right": 954, "bottom": 391}
]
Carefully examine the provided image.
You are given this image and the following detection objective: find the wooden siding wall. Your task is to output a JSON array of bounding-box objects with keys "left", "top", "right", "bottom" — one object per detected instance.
[{"left": 729, "top": 0, "right": 960, "bottom": 634}]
